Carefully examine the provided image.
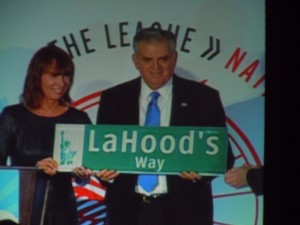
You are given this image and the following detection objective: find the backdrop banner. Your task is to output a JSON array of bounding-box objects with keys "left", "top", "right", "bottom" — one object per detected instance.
[
  {"left": 1, "top": 1, "right": 265, "bottom": 223},
  {"left": 53, "top": 124, "right": 228, "bottom": 175}
]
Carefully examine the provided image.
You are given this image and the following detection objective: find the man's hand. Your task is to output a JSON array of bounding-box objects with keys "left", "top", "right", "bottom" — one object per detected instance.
[
  {"left": 224, "top": 164, "right": 258, "bottom": 188},
  {"left": 179, "top": 171, "right": 202, "bottom": 182},
  {"left": 94, "top": 169, "right": 119, "bottom": 182}
]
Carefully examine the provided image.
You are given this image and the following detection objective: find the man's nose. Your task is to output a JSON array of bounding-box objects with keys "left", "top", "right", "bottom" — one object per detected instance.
[{"left": 153, "top": 60, "right": 161, "bottom": 69}]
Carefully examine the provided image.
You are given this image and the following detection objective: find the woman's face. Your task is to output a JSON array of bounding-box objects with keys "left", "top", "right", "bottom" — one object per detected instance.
[{"left": 40, "top": 61, "right": 71, "bottom": 103}]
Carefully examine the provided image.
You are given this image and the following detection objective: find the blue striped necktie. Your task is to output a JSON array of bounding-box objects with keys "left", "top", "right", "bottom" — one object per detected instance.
[{"left": 138, "top": 91, "right": 160, "bottom": 192}]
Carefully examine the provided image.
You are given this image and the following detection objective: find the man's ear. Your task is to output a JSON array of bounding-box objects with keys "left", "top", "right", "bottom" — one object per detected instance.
[
  {"left": 132, "top": 53, "right": 138, "bottom": 69},
  {"left": 173, "top": 51, "right": 178, "bottom": 64}
]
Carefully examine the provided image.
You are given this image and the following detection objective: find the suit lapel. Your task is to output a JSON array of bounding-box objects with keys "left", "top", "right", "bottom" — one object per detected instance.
[{"left": 170, "top": 75, "right": 190, "bottom": 126}]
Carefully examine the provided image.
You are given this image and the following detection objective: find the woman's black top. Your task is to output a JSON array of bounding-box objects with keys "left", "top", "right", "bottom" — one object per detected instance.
[{"left": 0, "top": 104, "right": 92, "bottom": 225}]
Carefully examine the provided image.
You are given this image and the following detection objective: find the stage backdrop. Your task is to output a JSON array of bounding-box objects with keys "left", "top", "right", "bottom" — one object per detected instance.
[{"left": 0, "top": 0, "right": 264, "bottom": 224}]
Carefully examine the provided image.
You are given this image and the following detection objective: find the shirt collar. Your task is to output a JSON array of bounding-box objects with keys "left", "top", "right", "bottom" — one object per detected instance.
[{"left": 140, "top": 78, "right": 173, "bottom": 101}]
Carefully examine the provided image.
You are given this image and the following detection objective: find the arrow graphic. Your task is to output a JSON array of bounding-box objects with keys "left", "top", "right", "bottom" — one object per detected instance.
[{"left": 200, "top": 36, "right": 220, "bottom": 60}]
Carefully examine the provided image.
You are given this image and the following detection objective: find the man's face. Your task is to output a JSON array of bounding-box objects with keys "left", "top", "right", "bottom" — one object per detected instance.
[{"left": 132, "top": 40, "right": 177, "bottom": 90}]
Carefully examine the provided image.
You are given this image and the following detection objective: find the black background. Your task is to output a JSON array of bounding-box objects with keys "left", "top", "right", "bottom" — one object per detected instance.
[{"left": 265, "top": 0, "right": 297, "bottom": 224}]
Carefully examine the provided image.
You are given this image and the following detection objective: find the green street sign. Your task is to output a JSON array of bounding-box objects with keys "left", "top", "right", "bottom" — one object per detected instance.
[{"left": 53, "top": 124, "right": 229, "bottom": 175}]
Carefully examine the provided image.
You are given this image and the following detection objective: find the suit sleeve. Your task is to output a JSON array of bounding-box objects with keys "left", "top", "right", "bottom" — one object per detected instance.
[
  {"left": 203, "top": 90, "right": 234, "bottom": 173},
  {"left": 247, "top": 166, "right": 263, "bottom": 196},
  {"left": 214, "top": 91, "right": 234, "bottom": 172}
]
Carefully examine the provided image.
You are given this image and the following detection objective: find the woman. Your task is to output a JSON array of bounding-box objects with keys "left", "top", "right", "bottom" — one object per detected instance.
[{"left": 0, "top": 45, "right": 92, "bottom": 225}]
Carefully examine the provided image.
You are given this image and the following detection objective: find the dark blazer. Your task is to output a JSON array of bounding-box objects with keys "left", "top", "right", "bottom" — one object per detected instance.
[
  {"left": 247, "top": 166, "right": 263, "bottom": 196},
  {"left": 97, "top": 75, "right": 234, "bottom": 225}
]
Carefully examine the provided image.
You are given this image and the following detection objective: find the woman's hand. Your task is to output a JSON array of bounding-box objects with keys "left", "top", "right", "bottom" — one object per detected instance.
[
  {"left": 73, "top": 166, "right": 93, "bottom": 180},
  {"left": 73, "top": 167, "right": 119, "bottom": 183},
  {"left": 36, "top": 157, "right": 58, "bottom": 175}
]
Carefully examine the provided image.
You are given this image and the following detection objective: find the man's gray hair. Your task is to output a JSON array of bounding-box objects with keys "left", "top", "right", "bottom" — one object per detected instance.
[{"left": 133, "top": 27, "right": 177, "bottom": 52}]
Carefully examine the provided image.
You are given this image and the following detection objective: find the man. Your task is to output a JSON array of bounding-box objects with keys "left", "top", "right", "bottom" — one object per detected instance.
[{"left": 96, "top": 27, "right": 234, "bottom": 225}]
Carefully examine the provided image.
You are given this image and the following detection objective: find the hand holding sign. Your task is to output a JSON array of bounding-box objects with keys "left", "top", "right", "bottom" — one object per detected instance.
[
  {"left": 94, "top": 169, "right": 119, "bottom": 182},
  {"left": 179, "top": 171, "right": 202, "bottom": 182}
]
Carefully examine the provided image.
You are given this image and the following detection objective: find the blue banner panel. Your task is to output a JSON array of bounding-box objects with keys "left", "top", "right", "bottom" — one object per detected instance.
[{"left": 0, "top": 169, "right": 19, "bottom": 223}]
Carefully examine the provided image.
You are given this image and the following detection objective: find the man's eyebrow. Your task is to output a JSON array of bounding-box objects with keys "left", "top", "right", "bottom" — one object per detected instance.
[
  {"left": 141, "top": 56, "right": 152, "bottom": 60},
  {"left": 159, "top": 55, "right": 170, "bottom": 60},
  {"left": 141, "top": 55, "right": 170, "bottom": 60}
]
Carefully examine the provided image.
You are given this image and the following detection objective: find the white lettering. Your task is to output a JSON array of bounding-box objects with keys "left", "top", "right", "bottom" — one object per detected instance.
[
  {"left": 157, "top": 159, "right": 165, "bottom": 172},
  {"left": 121, "top": 131, "right": 137, "bottom": 153},
  {"left": 198, "top": 131, "right": 204, "bottom": 139},
  {"left": 206, "top": 136, "right": 219, "bottom": 155},
  {"left": 89, "top": 130, "right": 99, "bottom": 152},
  {"left": 134, "top": 156, "right": 165, "bottom": 172},
  {"left": 160, "top": 135, "right": 175, "bottom": 154},
  {"left": 179, "top": 131, "right": 194, "bottom": 154},
  {"left": 135, "top": 156, "right": 148, "bottom": 168},
  {"left": 141, "top": 135, "right": 156, "bottom": 153},
  {"left": 103, "top": 134, "right": 117, "bottom": 152},
  {"left": 148, "top": 158, "right": 156, "bottom": 169}
]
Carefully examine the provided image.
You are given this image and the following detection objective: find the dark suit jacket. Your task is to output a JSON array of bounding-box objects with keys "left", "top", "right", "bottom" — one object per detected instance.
[
  {"left": 97, "top": 75, "right": 234, "bottom": 225},
  {"left": 247, "top": 166, "right": 263, "bottom": 196}
]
